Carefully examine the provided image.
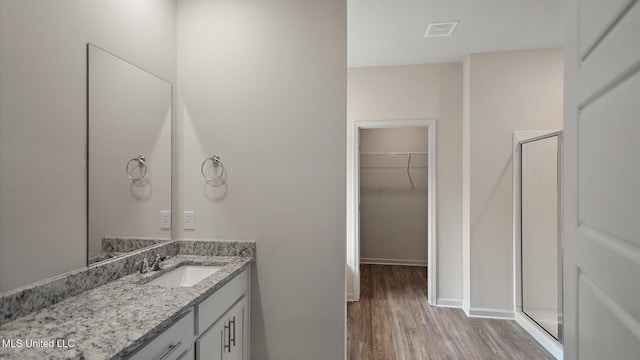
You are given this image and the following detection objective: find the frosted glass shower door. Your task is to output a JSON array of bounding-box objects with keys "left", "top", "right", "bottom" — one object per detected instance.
[{"left": 521, "top": 135, "right": 561, "bottom": 340}]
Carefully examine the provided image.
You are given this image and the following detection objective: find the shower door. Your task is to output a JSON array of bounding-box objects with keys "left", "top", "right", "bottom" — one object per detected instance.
[{"left": 521, "top": 134, "right": 562, "bottom": 341}]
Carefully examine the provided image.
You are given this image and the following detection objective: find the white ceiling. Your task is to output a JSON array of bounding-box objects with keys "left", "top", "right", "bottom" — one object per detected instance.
[{"left": 348, "top": 0, "right": 564, "bottom": 68}]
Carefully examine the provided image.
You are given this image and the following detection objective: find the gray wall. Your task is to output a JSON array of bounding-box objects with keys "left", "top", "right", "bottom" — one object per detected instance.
[
  {"left": 463, "top": 49, "right": 563, "bottom": 314},
  {"left": 347, "top": 63, "right": 463, "bottom": 304},
  {"left": 0, "top": 0, "right": 177, "bottom": 292},
  {"left": 177, "top": 0, "right": 346, "bottom": 359},
  {"left": 359, "top": 128, "right": 428, "bottom": 265}
]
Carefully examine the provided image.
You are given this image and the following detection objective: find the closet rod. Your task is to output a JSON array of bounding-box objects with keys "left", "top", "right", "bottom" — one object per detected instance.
[
  {"left": 360, "top": 166, "right": 428, "bottom": 168},
  {"left": 360, "top": 152, "right": 427, "bottom": 156}
]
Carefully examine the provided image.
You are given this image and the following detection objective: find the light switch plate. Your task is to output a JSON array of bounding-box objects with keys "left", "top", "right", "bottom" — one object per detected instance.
[
  {"left": 183, "top": 211, "right": 195, "bottom": 230},
  {"left": 160, "top": 211, "right": 171, "bottom": 230}
]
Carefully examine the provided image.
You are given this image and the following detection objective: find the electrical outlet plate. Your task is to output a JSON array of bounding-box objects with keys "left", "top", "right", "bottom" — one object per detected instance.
[
  {"left": 183, "top": 211, "right": 195, "bottom": 230},
  {"left": 160, "top": 211, "right": 171, "bottom": 230}
]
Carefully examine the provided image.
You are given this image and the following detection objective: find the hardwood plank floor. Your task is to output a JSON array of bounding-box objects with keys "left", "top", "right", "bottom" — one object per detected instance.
[{"left": 347, "top": 265, "right": 555, "bottom": 360}]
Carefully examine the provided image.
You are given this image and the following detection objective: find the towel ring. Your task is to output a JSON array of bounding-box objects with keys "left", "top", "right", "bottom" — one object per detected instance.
[
  {"left": 126, "top": 155, "right": 147, "bottom": 182},
  {"left": 201, "top": 154, "right": 225, "bottom": 183}
]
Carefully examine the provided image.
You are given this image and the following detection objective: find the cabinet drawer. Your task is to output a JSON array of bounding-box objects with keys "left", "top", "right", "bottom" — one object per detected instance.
[
  {"left": 196, "top": 268, "right": 249, "bottom": 335},
  {"left": 130, "top": 310, "right": 194, "bottom": 360}
]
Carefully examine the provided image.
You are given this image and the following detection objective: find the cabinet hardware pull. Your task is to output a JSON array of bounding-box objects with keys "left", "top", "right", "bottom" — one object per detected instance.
[
  {"left": 159, "top": 341, "right": 182, "bottom": 360},
  {"left": 230, "top": 316, "right": 236, "bottom": 346},
  {"left": 224, "top": 322, "right": 231, "bottom": 352},
  {"left": 176, "top": 348, "right": 191, "bottom": 360}
]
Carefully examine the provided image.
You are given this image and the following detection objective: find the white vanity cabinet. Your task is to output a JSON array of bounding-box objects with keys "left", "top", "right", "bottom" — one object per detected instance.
[
  {"left": 195, "top": 268, "right": 250, "bottom": 360},
  {"left": 196, "top": 296, "right": 248, "bottom": 360},
  {"left": 129, "top": 310, "right": 195, "bottom": 360},
  {"left": 128, "top": 267, "right": 250, "bottom": 360}
]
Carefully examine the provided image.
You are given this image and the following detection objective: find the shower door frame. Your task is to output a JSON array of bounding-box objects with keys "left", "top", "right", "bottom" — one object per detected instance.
[{"left": 513, "top": 130, "right": 563, "bottom": 359}]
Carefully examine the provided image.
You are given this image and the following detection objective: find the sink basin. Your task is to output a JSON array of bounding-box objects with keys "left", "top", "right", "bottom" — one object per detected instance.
[{"left": 147, "top": 265, "right": 222, "bottom": 288}]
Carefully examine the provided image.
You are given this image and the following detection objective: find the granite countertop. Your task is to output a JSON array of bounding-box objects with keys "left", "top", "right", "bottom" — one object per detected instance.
[{"left": 0, "top": 255, "right": 252, "bottom": 359}]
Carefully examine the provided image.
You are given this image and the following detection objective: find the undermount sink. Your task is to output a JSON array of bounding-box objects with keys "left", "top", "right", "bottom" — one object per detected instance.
[{"left": 147, "top": 265, "right": 222, "bottom": 288}]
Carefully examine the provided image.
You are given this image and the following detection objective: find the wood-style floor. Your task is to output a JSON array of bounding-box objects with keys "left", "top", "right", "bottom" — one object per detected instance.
[{"left": 347, "top": 265, "right": 554, "bottom": 360}]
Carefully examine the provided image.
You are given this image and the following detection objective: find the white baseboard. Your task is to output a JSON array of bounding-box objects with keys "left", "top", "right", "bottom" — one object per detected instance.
[
  {"left": 467, "top": 307, "right": 515, "bottom": 320},
  {"left": 347, "top": 292, "right": 355, "bottom": 302},
  {"left": 436, "top": 298, "right": 463, "bottom": 308},
  {"left": 360, "top": 257, "right": 427, "bottom": 267},
  {"left": 515, "top": 312, "right": 563, "bottom": 359}
]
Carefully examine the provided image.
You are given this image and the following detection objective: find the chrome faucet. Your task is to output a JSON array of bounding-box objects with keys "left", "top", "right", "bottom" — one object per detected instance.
[
  {"left": 140, "top": 253, "right": 170, "bottom": 274},
  {"left": 140, "top": 257, "right": 153, "bottom": 274},
  {"left": 151, "top": 253, "right": 163, "bottom": 271}
]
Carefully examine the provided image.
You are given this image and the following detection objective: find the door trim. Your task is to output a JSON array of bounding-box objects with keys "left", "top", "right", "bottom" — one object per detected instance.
[{"left": 347, "top": 119, "right": 437, "bottom": 305}]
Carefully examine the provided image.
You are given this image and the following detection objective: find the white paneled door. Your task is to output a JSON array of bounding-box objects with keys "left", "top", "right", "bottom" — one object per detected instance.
[{"left": 563, "top": 0, "right": 640, "bottom": 359}]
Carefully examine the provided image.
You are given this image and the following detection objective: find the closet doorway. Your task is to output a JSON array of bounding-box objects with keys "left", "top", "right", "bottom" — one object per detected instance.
[{"left": 347, "top": 120, "right": 437, "bottom": 304}]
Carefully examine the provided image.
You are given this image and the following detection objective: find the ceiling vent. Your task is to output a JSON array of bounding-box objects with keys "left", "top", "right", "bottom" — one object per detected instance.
[{"left": 424, "top": 21, "right": 459, "bottom": 37}]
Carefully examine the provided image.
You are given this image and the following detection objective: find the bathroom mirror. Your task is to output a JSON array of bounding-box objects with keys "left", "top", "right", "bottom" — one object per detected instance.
[
  {"left": 87, "top": 43, "right": 171, "bottom": 264},
  {"left": 521, "top": 134, "right": 561, "bottom": 340}
]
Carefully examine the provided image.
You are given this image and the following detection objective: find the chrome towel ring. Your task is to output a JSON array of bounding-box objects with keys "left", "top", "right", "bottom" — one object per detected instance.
[
  {"left": 126, "top": 155, "right": 147, "bottom": 182},
  {"left": 201, "top": 154, "right": 225, "bottom": 184}
]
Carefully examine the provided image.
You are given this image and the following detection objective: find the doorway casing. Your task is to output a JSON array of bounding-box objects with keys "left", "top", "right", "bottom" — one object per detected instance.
[{"left": 347, "top": 119, "right": 437, "bottom": 304}]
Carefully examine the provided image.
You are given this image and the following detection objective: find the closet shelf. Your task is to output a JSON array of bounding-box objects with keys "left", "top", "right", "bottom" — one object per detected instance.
[
  {"left": 360, "top": 152, "right": 427, "bottom": 156},
  {"left": 360, "top": 152, "right": 428, "bottom": 169},
  {"left": 359, "top": 166, "right": 428, "bottom": 169}
]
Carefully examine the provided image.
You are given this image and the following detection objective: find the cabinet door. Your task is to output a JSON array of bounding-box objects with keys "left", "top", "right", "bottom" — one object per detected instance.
[
  {"left": 197, "top": 296, "right": 249, "bottom": 360},
  {"left": 196, "top": 316, "right": 228, "bottom": 360},
  {"left": 228, "top": 296, "right": 248, "bottom": 360}
]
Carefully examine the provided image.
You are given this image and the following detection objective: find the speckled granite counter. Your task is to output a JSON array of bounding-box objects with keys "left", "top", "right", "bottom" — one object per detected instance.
[{"left": 0, "top": 240, "right": 255, "bottom": 360}]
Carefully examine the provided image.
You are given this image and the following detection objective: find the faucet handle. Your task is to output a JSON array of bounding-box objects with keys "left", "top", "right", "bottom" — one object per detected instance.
[
  {"left": 140, "top": 257, "right": 151, "bottom": 273},
  {"left": 152, "top": 253, "right": 163, "bottom": 271}
]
